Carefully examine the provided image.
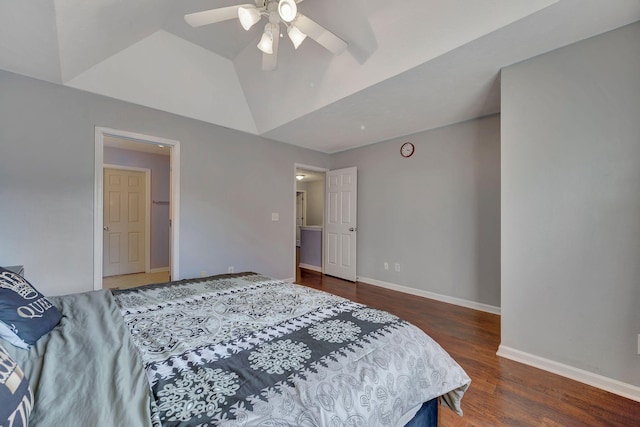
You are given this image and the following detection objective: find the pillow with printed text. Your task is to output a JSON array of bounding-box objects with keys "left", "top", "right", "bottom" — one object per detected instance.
[{"left": 0, "top": 267, "right": 61, "bottom": 349}]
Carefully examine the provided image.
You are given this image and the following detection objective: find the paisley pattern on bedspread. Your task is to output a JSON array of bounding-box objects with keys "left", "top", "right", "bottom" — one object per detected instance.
[{"left": 113, "top": 274, "right": 470, "bottom": 426}]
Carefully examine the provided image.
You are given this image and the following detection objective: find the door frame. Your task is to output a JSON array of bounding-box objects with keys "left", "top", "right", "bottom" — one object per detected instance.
[
  {"left": 103, "top": 164, "right": 151, "bottom": 276},
  {"left": 94, "top": 127, "right": 181, "bottom": 290},
  {"left": 296, "top": 190, "right": 307, "bottom": 228},
  {"left": 295, "top": 190, "right": 307, "bottom": 246},
  {"left": 293, "top": 163, "right": 329, "bottom": 278}
]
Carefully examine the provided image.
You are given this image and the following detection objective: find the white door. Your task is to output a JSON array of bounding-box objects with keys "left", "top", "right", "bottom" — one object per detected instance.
[
  {"left": 324, "top": 167, "right": 357, "bottom": 281},
  {"left": 103, "top": 168, "right": 147, "bottom": 277}
]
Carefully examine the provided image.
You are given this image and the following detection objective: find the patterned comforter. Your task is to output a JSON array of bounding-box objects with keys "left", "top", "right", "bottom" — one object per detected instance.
[{"left": 113, "top": 273, "right": 470, "bottom": 426}]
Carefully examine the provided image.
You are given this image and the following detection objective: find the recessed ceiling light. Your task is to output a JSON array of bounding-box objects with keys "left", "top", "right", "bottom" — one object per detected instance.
[{"left": 158, "top": 144, "right": 165, "bottom": 148}]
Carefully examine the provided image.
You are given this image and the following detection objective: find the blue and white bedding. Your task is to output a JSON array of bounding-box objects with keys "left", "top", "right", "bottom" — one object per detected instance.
[
  {"left": 113, "top": 273, "right": 471, "bottom": 426},
  {"left": 5, "top": 289, "right": 154, "bottom": 427}
]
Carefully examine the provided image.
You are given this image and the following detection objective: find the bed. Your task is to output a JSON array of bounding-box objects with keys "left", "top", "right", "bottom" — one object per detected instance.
[{"left": 1, "top": 271, "right": 470, "bottom": 426}]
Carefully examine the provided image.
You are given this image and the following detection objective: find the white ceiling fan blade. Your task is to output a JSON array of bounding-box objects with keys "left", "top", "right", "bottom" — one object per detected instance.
[
  {"left": 262, "top": 23, "right": 280, "bottom": 71},
  {"left": 295, "top": 14, "right": 347, "bottom": 55},
  {"left": 184, "top": 4, "right": 253, "bottom": 27}
]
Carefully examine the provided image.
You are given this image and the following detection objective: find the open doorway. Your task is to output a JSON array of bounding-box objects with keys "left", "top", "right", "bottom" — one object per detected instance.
[
  {"left": 94, "top": 127, "right": 180, "bottom": 290},
  {"left": 101, "top": 138, "right": 169, "bottom": 289},
  {"left": 294, "top": 165, "right": 327, "bottom": 281}
]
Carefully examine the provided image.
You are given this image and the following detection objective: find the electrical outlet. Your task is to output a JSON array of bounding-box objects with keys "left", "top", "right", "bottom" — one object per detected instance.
[
  {"left": 383, "top": 262, "right": 388, "bottom": 270},
  {"left": 200, "top": 271, "right": 206, "bottom": 277},
  {"left": 395, "top": 263, "right": 400, "bottom": 272},
  {"left": 271, "top": 212, "right": 279, "bottom": 221},
  {"left": 228, "top": 266, "right": 234, "bottom": 273}
]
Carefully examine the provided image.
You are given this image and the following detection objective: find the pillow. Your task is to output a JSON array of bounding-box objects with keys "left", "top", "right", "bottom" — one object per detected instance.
[
  {"left": 0, "top": 267, "right": 61, "bottom": 349},
  {"left": 0, "top": 343, "right": 33, "bottom": 426}
]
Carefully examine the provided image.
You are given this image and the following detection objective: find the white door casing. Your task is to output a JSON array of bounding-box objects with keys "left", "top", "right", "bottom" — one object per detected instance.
[
  {"left": 103, "top": 167, "right": 147, "bottom": 276},
  {"left": 324, "top": 167, "right": 357, "bottom": 282},
  {"left": 296, "top": 191, "right": 306, "bottom": 246}
]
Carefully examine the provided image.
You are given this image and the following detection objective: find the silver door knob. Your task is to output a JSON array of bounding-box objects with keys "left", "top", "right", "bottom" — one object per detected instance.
[
  {"left": 103, "top": 226, "right": 109, "bottom": 231},
  {"left": 349, "top": 227, "right": 357, "bottom": 232}
]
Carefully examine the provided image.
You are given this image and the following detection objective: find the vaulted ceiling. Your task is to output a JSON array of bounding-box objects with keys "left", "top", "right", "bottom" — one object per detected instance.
[{"left": 1, "top": 0, "right": 639, "bottom": 152}]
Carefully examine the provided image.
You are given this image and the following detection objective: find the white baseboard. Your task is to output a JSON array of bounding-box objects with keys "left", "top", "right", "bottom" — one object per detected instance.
[
  {"left": 497, "top": 345, "right": 640, "bottom": 402},
  {"left": 283, "top": 277, "right": 295, "bottom": 283},
  {"left": 299, "top": 263, "right": 322, "bottom": 273},
  {"left": 358, "top": 276, "right": 501, "bottom": 315},
  {"left": 149, "top": 267, "right": 170, "bottom": 273}
]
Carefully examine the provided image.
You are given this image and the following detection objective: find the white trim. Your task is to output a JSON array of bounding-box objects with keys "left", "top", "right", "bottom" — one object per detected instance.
[
  {"left": 149, "top": 267, "right": 170, "bottom": 273},
  {"left": 95, "top": 127, "right": 181, "bottom": 291},
  {"left": 497, "top": 345, "right": 640, "bottom": 403},
  {"left": 299, "top": 263, "right": 322, "bottom": 273},
  {"left": 94, "top": 133, "right": 104, "bottom": 290},
  {"left": 170, "top": 139, "right": 181, "bottom": 282},
  {"left": 293, "top": 163, "right": 329, "bottom": 278},
  {"left": 103, "top": 164, "right": 151, "bottom": 274},
  {"left": 358, "top": 276, "right": 501, "bottom": 315}
]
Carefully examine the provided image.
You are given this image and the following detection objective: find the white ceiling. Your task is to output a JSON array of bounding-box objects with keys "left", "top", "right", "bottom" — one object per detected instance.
[{"left": 1, "top": 0, "right": 639, "bottom": 153}]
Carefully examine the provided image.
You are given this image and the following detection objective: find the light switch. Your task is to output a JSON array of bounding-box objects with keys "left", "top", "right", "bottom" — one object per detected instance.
[{"left": 272, "top": 213, "right": 279, "bottom": 221}]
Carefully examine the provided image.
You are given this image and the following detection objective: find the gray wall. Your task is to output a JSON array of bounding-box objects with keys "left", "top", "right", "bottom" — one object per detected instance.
[
  {"left": 103, "top": 146, "right": 170, "bottom": 270},
  {"left": 300, "top": 228, "right": 322, "bottom": 268},
  {"left": 297, "top": 179, "right": 324, "bottom": 226},
  {"left": 331, "top": 115, "right": 501, "bottom": 307},
  {"left": 501, "top": 22, "right": 640, "bottom": 386},
  {"left": 0, "top": 70, "right": 330, "bottom": 296},
  {"left": 305, "top": 180, "right": 324, "bottom": 226}
]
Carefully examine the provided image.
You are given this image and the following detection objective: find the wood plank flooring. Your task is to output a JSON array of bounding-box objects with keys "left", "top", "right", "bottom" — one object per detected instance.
[
  {"left": 295, "top": 269, "right": 640, "bottom": 426},
  {"left": 102, "top": 271, "right": 170, "bottom": 289}
]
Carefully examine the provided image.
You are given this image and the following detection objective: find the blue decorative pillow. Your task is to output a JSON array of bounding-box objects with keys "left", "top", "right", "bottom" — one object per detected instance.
[
  {"left": 0, "top": 267, "right": 61, "bottom": 349},
  {"left": 0, "top": 343, "right": 33, "bottom": 426}
]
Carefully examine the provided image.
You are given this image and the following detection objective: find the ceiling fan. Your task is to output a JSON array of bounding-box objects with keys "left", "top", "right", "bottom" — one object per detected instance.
[{"left": 184, "top": 0, "right": 348, "bottom": 71}]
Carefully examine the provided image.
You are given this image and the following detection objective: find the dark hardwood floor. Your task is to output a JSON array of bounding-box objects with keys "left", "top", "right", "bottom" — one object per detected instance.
[{"left": 295, "top": 269, "right": 640, "bottom": 426}]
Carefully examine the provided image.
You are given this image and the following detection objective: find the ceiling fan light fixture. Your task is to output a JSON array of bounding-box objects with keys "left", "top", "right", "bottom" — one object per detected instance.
[
  {"left": 278, "top": 0, "right": 297, "bottom": 23},
  {"left": 287, "top": 25, "right": 307, "bottom": 49},
  {"left": 296, "top": 174, "right": 305, "bottom": 181},
  {"left": 238, "top": 6, "right": 261, "bottom": 31},
  {"left": 257, "top": 24, "right": 274, "bottom": 54}
]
